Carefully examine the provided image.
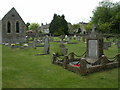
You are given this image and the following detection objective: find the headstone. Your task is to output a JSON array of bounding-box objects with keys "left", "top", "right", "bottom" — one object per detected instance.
[
  {"left": 60, "top": 44, "right": 68, "bottom": 56},
  {"left": 73, "top": 35, "right": 76, "bottom": 40},
  {"left": 67, "top": 36, "right": 70, "bottom": 42},
  {"left": 113, "top": 38, "right": 117, "bottom": 45},
  {"left": 65, "top": 35, "right": 68, "bottom": 39},
  {"left": 118, "top": 41, "right": 120, "bottom": 48},
  {"left": 103, "top": 42, "right": 109, "bottom": 50},
  {"left": 108, "top": 42, "right": 111, "bottom": 47},
  {"left": 5, "top": 43, "right": 9, "bottom": 46},
  {"left": 59, "top": 35, "right": 64, "bottom": 41},
  {"left": 80, "top": 58, "right": 87, "bottom": 69},
  {"left": 60, "top": 43, "right": 68, "bottom": 56},
  {"left": 86, "top": 24, "right": 103, "bottom": 63},
  {"left": 44, "top": 35, "right": 50, "bottom": 54},
  {"left": 60, "top": 48, "right": 68, "bottom": 56},
  {"left": 77, "top": 36, "right": 80, "bottom": 41}
]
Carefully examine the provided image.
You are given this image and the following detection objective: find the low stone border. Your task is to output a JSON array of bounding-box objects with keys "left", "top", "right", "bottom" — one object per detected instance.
[{"left": 52, "top": 52, "right": 120, "bottom": 76}]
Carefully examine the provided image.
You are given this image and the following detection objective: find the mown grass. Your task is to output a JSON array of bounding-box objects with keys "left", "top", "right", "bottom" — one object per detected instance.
[{"left": 2, "top": 38, "right": 119, "bottom": 88}]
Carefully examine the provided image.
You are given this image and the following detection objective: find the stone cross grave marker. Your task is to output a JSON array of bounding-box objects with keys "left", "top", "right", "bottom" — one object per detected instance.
[
  {"left": 86, "top": 24, "right": 103, "bottom": 63},
  {"left": 44, "top": 36, "right": 50, "bottom": 54}
]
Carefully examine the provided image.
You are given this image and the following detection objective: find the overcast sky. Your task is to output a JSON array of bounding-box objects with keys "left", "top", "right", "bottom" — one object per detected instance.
[{"left": 0, "top": 0, "right": 119, "bottom": 25}]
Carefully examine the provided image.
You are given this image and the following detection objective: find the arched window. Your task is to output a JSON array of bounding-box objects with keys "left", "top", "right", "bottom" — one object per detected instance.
[
  {"left": 7, "top": 21, "right": 11, "bottom": 33},
  {"left": 16, "top": 21, "right": 19, "bottom": 33}
]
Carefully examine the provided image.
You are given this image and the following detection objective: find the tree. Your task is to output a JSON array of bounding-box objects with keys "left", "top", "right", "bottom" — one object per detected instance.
[
  {"left": 91, "top": 0, "right": 120, "bottom": 34},
  {"left": 28, "top": 23, "right": 40, "bottom": 30},
  {"left": 49, "top": 14, "right": 68, "bottom": 36},
  {"left": 84, "top": 22, "right": 92, "bottom": 33}
]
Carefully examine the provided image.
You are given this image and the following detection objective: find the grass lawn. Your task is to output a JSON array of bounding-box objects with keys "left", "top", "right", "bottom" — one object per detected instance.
[{"left": 2, "top": 39, "right": 119, "bottom": 88}]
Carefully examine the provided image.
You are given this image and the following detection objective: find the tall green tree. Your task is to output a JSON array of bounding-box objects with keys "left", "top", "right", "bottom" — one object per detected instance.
[
  {"left": 49, "top": 14, "right": 68, "bottom": 36},
  {"left": 91, "top": 0, "right": 120, "bottom": 34}
]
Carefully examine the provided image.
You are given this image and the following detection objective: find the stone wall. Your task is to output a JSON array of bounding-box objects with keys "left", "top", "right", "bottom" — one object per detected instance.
[{"left": 2, "top": 8, "right": 26, "bottom": 43}]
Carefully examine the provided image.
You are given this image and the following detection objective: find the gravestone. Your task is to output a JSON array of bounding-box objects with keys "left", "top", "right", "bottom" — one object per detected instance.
[
  {"left": 60, "top": 44, "right": 68, "bottom": 56},
  {"left": 86, "top": 24, "right": 103, "bottom": 64},
  {"left": 77, "top": 36, "right": 80, "bottom": 41},
  {"left": 5, "top": 43, "right": 9, "bottom": 46},
  {"left": 113, "top": 38, "right": 117, "bottom": 45},
  {"left": 33, "top": 40, "right": 37, "bottom": 49},
  {"left": 118, "top": 41, "right": 120, "bottom": 48},
  {"left": 108, "top": 42, "right": 111, "bottom": 47},
  {"left": 67, "top": 36, "right": 70, "bottom": 42},
  {"left": 59, "top": 35, "right": 64, "bottom": 41},
  {"left": 44, "top": 35, "right": 50, "bottom": 54},
  {"left": 73, "top": 35, "right": 77, "bottom": 40},
  {"left": 65, "top": 35, "right": 68, "bottom": 39},
  {"left": 103, "top": 42, "right": 109, "bottom": 50}
]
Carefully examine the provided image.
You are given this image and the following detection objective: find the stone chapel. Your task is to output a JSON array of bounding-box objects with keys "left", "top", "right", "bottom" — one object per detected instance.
[{"left": 1, "top": 7, "right": 26, "bottom": 43}]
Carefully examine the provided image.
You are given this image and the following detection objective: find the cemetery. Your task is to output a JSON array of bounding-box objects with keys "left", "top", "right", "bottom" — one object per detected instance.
[
  {"left": 1, "top": 0, "right": 120, "bottom": 88},
  {"left": 2, "top": 33, "right": 119, "bottom": 88},
  {"left": 52, "top": 26, "right": 120, "bottom": 76}
]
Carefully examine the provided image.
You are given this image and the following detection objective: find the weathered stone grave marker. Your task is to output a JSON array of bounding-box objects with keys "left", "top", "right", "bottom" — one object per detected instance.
[
  {"left": 118, "top": 41, "right": 120, "bottom": 53},
  {"left": 108, "top": 42, "right": 111, "bottom": 47},
  {"left": 73, "top": 34, "right": 77, "bottom": 40},
  {"left": 60, "top": 44, "right": 68, "bottom": 56},
  {"left": 44, "top": 35, "right": 50, "bottom": 54},
  {"left": 86, "top": 24, "right": 103, "bottom": 64},
  {"left": 67, "top": 36, "right": 70, "bottom": 42},
  {"left": 118, "top": 41, "right": 120, "bottom": 48},
  {"left": 103, "top": 42, "right": 109, "bottom": 50},
  {"left": 77, "top": 35, "right": 80, "bottom": 41},
  {"left": 113, "top": 38, "right": 117, "bottom": 45}
]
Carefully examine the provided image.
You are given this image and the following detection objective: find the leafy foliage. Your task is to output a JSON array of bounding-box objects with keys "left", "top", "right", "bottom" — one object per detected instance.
[
  {"left": 49, "top": 14, "right": 68, "bottom": 36},
  {"left": 28, "top": 23, "right": 40, "bottom": 30},
  {"left": 83, "top": 22, "right": 92, "bottom": 33},
  {"left": 91, "top": 0, "right": 120, "bottom": 34}
]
